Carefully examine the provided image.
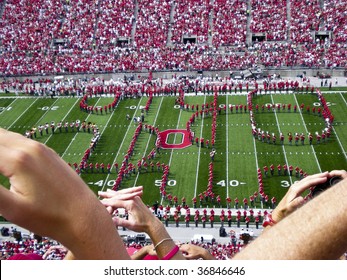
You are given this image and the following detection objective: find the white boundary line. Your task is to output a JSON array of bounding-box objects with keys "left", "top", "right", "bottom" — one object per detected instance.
[
  {"left": 159, "top": 99, "right": 184, "bottom": 204},
  {"left": 270, "top": 94, "right": 293, "bottom": 185},
  {"left": 226, "top": 94, "right": 229, "bottom": 198},
  {"left": 100, "top": 97, "right": 144, "bottom": 192},
  {"left": 0, "top": 98, "right": 18, "bottom": 117},
  {"left": 7, "top": 98, "right": 39, "bottom": 130},
  {"left": 293, "top": 94, "right": 322, "bottom": 172},
  {"left": 34, "top": 98, "right": 60, "bottom": 126},
  {"left": 193, "top": 95, "right": 207, "bottom": 198},
  {"left": 61, "top": 98, "right": 102, "bottom": 159},
  {"left": 332, "top": 126, "right": 347, "bottom": 161},
  {"left": 339, "top": 92, "right": 347, "bottom": 106},
  {"left": 43, "top": 98, "right": 80, "bottom": 145},
  {"left": 332, "top": 93, "right": 347, "bottom": 161},
  {"left": 133, "top": 96, "right": 164, "bottom": 187}
]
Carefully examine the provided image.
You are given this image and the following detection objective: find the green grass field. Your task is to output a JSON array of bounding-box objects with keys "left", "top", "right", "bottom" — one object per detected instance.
[{"left": 0, "top": 89, "right": 346, "bottom": 215}]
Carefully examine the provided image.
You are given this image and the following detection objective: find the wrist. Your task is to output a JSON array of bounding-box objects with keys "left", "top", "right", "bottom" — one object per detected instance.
[{"left": 147, "top": 216, "right": 166, "bottom": 238}]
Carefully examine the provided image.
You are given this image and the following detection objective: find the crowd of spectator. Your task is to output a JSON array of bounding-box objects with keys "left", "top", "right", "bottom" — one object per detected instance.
[
  {"left": 0, "top": 225, "right": 251, "bottom": 260},
  {"left": 212, "top": 0, "right": 247, "bottom": 48},
  {"left": 96, "top": 0, "right": 134, "bottom": 47},
  {"left": 250, "top": 0, "right": 287, "bottom": 41},
  {"left": 135, "top": 0, "right": 171, "bottom": 48},
  {"left": 290, "top": 0, "right": 321, "bottom": 44},
  {"left": 1, "top": 0, "right": 347, "bottom": 76},
  {"left": 171, "top": 0, "right": 210, "bottom": 44}
]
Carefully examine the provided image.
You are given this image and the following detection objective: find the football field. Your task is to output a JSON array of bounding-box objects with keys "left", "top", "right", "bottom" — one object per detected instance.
[{"left": 0, "top": 89, "right": 346, "bottom": 213}]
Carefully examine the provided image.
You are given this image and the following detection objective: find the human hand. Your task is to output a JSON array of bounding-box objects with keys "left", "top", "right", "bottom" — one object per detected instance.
[
  {"left": 179, "top": 243, "right": 216, "bottom": 260},
  {"left": 43, "top": 245, "right": 68, "bottom": 260},
  {"left": 0, "top": 129, "right": 128, "bottom": 259},
  {"left": 309, "top": 170, "right": 347, "bottom": 198},
  {"left": 130, "top": 244, "right": 158, "bottom": 260},
  {"left": 0, "top": 128, "right": 91, "bottom": 238},
  {"left": 329, "top": 170, "right": 347, "bottom": 179},
  {"left": 98, "top": 186, "right": 143, "bottom": 215},
  {"left": 100, "top": 195, "right": 156, "bottom": 234},
  {"left": 271, "top": 172, "right": 329, "bottom": 223}
]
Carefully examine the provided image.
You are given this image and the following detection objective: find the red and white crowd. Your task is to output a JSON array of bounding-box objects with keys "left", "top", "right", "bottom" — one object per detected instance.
[{"left": 0, "top": 0, "right": 346, "bottom": 76}]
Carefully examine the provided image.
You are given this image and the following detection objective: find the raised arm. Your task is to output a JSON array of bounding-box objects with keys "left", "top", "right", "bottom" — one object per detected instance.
[
  {"left": 0, "top": 128, "right": 129, "bottom": 260},
  {"left": 100, "top": 194, "right": 186, "bottom": 260},
  {"left": 233, "top": 175, "right": 347, "bottom": 259}
]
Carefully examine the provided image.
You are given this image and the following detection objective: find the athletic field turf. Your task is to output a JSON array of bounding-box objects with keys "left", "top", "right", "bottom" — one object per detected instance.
[{"left": 0, "top": 89, "right": 346, "bottom": 215}]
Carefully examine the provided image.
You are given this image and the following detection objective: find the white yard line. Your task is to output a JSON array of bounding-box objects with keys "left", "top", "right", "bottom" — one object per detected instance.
[
  {"left": 332, "top": 126, "right": 347, "bottom": 161},
  {"left": 226, "top": 94, "right": 229, "bottom": 198},
  {"left": 0, "top": 98, "right": 18, "bottom": 117},
  {"left": 7, "top": 98, "right": 39, "bottom": 130},
  {"left": 252, "top": 135, "right": 262, "bottom": 208},
  {"left": 100, "top": 97, "right": 144, "bottom": 192},
  {"left": 43, "top": 98, "right": 80, "bottom": 145},
  {"left": 160, "top": 96, "right": 186, "bottom": 205},
  {"left": 270, "top": 94, "right": 293, "bottom": 185},
  {"left": 339, "top": 92, "right": 347, "bottom": 106},
  {"left": 293, "top": 94, "right": 322, "bottom": 172},
  {"left": 34, "top": 98, "right": 60, "bottom": 127},
  {"left": 61, "top": 98, "right": 102, "bottom": 159},
  {"left": 332, "top": 92, "right": 347, "bottom": 160},
  {"left": 159, "top": 101, "right": 184, "bottom": 205},
  {"left": 193, "top": 95, "right": 207, "bottom": 198},
  {"left": 133, "top": 96, "right": 164, "bottom": 187}
]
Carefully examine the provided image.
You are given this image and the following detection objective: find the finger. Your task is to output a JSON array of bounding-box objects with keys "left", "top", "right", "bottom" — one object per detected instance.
[
  {"left": 98, "top": 191, "right": 116, "bottom": 199},
  {"left": 106, "top": 189, "right": 117, "bottom": 194},
  {"left": 105, "top": 206, "right": 114, "bottom": 214},
  {"left": 291, "top": 172, "right": 329, "bottom": 194},
  {"left": 117, "top": 186, "right": 143, "bottom": 194},
  {"left": 100, "top": 190, "right": 143, "bottom": 204},
  {"left": 98, "top": 187, "right": 143, "bottom": 198},
  {"left": 100, "top": 196, "right": 130, "bottom": 209},
  {"left": 112, "top": 216, "right": 133, "bottom": 229},
  {"left": 329, "top": 170, "right": 347, "bottom": 179},
  {"left": 183, "top": 254, "right": 195, "bottom": 260},
  {"left": 0, "top": 146, "right": 20, "bottom": 177},
  {"left": 0, "top": 134, "right": 57, "bottom": 178}
]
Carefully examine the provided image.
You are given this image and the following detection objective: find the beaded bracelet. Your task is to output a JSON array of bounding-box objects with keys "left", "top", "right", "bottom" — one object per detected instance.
[{"left": 161, "top": 245, "right": 179, "bottom": 260}]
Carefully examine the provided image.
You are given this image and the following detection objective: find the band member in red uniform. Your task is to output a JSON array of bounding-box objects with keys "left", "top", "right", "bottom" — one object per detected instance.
[
  {"left": 270, "top": 164, "right": 275, "bottom": 176},
  {"left": 234, "top": 197, "right": 239, "bottom": 209},
  {"left": 280, "top": 132, "right": 284, "bottom": 145},
  {"left": 263, "top": 165, "right": 269, "bottom": 177},
  {"left": 288, "top": 132, "right": 293, "bottom": 145}
]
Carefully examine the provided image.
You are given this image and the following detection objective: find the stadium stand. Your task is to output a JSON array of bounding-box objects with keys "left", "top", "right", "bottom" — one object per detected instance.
[
  {"left": 250, "top": 0, "right": 288, "bottom": 41},
  {"left": 212, "top": 0, "right": 247, "bottom": 48},
  {"left": 135, "top": 0, "right": 171, "bottom": 48},
  {"left": 290, "top": 0, "right": 321, "bottom": 44},
  {"left": 0, "top": 0, "right": 346, "bottom": 76},
  {"left": 96, "top": 0, "right": 134, "bottom": 48}
]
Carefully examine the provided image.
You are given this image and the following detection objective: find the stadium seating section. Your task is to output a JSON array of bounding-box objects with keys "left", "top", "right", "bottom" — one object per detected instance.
[{"left": 0, "top": 0, "right": 346, "bottom": 76}]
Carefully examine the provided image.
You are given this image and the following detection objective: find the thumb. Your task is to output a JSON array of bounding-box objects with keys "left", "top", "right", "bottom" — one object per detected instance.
[{"left": 112, "top": 216, "right": 132, "bottom": 229}]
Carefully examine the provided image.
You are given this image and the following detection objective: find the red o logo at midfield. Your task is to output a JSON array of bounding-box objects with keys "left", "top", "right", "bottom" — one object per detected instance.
[{"left": 160, "top": 129, "right": 192, "bottom": 149}]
